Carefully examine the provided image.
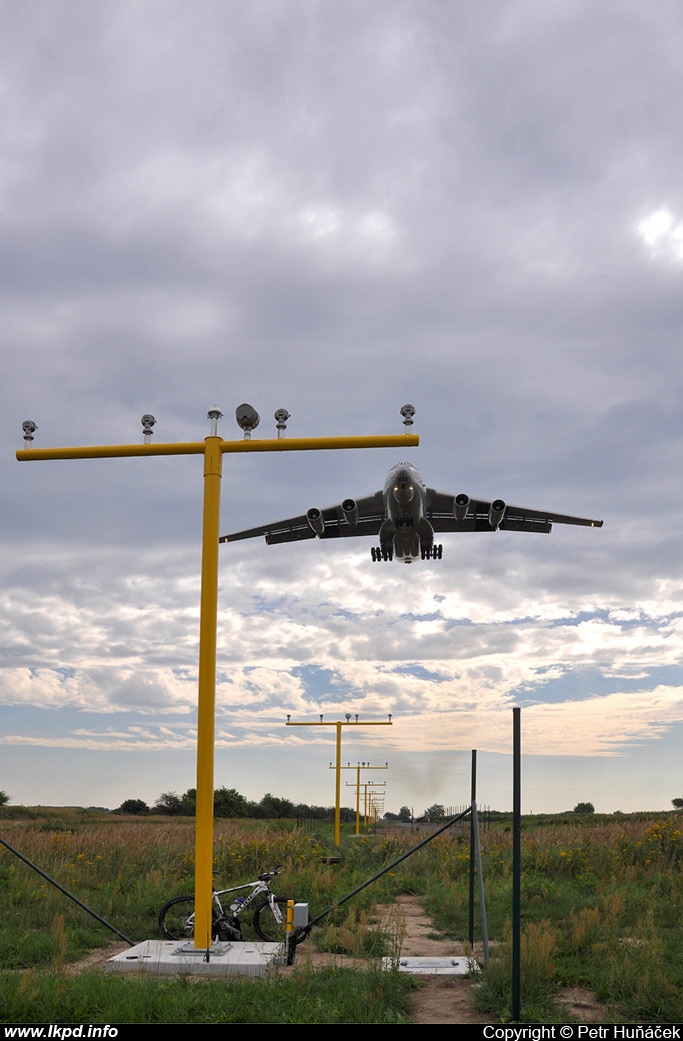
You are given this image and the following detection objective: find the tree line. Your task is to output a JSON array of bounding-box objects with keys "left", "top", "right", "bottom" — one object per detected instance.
[{"left": 114, "top": 787, "right": 358, "bottom": 821}]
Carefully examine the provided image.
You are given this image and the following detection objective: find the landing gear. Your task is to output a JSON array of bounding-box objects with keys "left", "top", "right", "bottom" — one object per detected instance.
[
  {"left": 371, "top": 546, "right": 393, "bottom": 562},
  {"left": 420, "top": 544, "right": 443, "bottom": 560}
]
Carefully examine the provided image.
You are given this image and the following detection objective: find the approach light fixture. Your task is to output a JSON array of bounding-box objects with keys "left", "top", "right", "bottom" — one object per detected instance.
[
  {"left": 21, "top": 420, "right": 37, "bottom": 444},
  {"left": 274, "top": 408, "right": 290, "bottom": 437},
  {"left": 235, "top": 403, "right": 260, "bottom": 438},
  {"left": 345, "top": 713, "right": 351, "bottom": 722},
  {"left": 141, "top": 414, "right": 156, "bottom": 442},
  {"left": 207, "top": 405, "right": 223, "bottom": 437},
  {"left": 400, "top": 403, "right": 415, "bottom": 429}
]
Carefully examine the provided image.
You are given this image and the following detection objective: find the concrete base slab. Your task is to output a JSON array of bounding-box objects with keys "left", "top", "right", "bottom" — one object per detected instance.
[
  {"left": 107, "top": 939, "right": 283, "bottom": 977},
  {"left": 383, "top": 955, "right": 479, "bottom": 976}
]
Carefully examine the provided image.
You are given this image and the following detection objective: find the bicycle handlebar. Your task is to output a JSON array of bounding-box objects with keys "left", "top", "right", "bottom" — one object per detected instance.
[{"left": 258, "top": 864, "right": 283, "bottom": 881}]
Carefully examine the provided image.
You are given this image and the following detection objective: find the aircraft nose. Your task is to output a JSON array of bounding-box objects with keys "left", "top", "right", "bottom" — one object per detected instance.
[{"left": 393, "top": 481, "right": 414, "bottom": 504}]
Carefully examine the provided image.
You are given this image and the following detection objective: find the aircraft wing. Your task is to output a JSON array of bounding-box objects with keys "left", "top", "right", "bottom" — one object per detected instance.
[
  {"left": 220, "top": 491, "right": 385, "bottom": 545},
  {"left": 426, "top": 489, "right": 604, "bottom": 534}
]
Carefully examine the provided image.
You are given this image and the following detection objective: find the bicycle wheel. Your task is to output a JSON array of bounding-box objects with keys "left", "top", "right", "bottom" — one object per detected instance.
[
  {"left": 252, "top": 896, "right": 305, "bottom": 944},
  {"left": 159, "top": 895, "right": 198, "bottom": 940}
]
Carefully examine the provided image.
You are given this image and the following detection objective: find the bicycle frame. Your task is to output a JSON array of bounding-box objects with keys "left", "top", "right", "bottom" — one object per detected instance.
[{"left": 212, "top": 879, "right": 283, "bottom": 924}]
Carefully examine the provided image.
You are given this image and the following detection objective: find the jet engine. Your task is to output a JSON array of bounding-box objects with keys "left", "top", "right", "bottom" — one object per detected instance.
[
  {"left": 488, "top": 499, "right": 506, "bottom": 529},
  {"left": 306, "top": 508, "right": 325, "bottom": 536},
  {"left": 341, "top": 498, "right": 359, "bottom": 527},
  {"left": 454, "top": 493, "right": 470, "bottom": 522}
]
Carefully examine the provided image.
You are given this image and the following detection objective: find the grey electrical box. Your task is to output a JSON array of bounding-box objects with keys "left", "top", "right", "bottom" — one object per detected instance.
[{"left": 292, "top": 903, "right": 309, "bottom": 928}]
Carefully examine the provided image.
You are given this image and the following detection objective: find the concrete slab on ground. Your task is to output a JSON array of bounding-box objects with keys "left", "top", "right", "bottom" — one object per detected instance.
[
  {"left": 107, "top": 939, "right": 283, "bottom": 977},
  {"left": 384, "top": 955, "right": 479, "bottom": 976}
]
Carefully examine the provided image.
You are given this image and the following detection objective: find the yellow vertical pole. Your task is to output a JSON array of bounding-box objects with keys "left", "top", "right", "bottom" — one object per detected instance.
[
  {"left": 193, "top": 434, "right": 223, "bottom": 949},
  {"left": 334, "top": 722, "right": 342, "bottom": 847}
]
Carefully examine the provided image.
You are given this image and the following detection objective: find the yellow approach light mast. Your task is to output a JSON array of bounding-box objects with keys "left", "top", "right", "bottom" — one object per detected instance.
[
  {"left": 287, "top": 713, "right": 393, "bottom": 846},
  {"left": 336, "top": 761, "right": 389, "bottom": 834},
  {"left": 17, "top": 406, "right": 418, "bottom": 950}
]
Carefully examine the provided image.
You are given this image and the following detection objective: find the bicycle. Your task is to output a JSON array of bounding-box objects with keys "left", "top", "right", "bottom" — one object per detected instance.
[{"left": 158, "top": 865, "right": 305, "bottom": 944}]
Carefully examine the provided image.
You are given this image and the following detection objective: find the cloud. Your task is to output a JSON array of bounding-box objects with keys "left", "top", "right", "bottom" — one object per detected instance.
[{"left": 3, "top": 2, "right": 683, "bottom": 809}]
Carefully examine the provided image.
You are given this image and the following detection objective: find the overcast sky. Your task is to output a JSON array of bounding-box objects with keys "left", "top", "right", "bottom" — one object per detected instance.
[{"left": 3, "top": 0, "right": 683, "bottom": 815}]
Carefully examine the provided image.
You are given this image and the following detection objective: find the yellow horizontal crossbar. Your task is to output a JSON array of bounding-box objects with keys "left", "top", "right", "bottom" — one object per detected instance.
[
  {"left": 16, "top": 433, "right": 418, "bottom": 462},
  {"left": 16, "top": 442, "right": 205, "bottom": 461},
  {"left": 286, "top": 721, "right": 392, "bottom": 726}
]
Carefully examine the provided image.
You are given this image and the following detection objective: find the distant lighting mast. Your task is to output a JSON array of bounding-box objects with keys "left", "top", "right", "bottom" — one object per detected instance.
[
  {"left": 337, "top": 761, "right": 389, "bottom": 834},
  {"left": 287, "top": 713, "right": 393, "bottom": 845}
]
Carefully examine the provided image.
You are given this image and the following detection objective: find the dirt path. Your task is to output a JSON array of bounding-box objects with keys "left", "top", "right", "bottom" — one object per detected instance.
[
  {"left": 390, "top": 894, "right": 492, "bottom": 1025},
  {"left": 392, "top": 895, "right": 608, "bottom": 1024}
]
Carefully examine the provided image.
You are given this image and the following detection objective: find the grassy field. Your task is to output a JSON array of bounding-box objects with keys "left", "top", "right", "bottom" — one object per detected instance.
[{"left": 1, "top": 808, "right": 682, "bottom": 1022}]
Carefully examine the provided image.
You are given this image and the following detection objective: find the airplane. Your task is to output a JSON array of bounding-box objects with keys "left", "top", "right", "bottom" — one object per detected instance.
[{"left": 219, "top": 461, "right": 604, "bottom": 564}]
